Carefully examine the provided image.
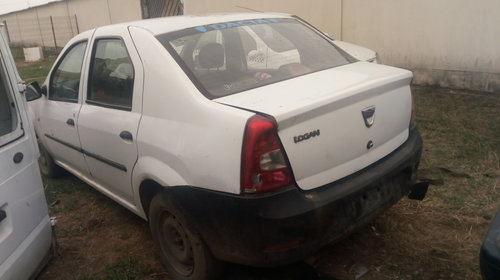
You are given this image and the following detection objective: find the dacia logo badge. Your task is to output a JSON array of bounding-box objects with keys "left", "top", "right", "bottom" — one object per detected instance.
[{"left": 361, "top": 106, "right": 376, "bottom": 128}]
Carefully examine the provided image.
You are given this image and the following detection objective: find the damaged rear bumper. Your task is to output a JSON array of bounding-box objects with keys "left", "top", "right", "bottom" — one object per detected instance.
[{"left": 167, "top": 127, "right": 423, "bottom": 266}]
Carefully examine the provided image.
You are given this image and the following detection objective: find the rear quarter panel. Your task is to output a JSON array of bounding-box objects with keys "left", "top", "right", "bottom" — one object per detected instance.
[{"left": 129, "top": 27, "right": 253, "bottom": 201}]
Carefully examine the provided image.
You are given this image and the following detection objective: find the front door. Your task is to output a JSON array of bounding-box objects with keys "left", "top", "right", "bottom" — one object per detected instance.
[{"left": 38, "top": 41, "right": 90, "bottom": 175}]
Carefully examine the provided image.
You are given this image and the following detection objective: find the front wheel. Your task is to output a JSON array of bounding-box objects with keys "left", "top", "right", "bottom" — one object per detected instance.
[
  {"left": 149, "top": 192, "right": 222, "bottom": 280},
  {"left": 37, "top": 139, "right": 64, "bottom": 178}
]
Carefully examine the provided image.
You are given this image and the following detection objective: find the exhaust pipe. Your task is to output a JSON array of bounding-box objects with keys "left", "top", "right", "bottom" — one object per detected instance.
[{"left": 408, "top": 182, "right": 429, "bottom": 200}]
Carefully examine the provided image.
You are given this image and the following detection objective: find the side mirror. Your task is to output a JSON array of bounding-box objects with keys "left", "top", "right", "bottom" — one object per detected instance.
[{"left": 25, "top": 81, "right": 42, "bottom": 101}]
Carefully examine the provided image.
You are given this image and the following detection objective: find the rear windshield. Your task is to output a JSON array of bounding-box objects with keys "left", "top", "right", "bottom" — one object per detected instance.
[{"left": 156, "top": 18, "right": 353, "bottom": 99}]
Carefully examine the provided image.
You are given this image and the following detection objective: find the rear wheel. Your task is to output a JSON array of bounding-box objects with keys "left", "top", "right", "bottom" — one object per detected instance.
[
  {"left": 37, "top": 139, "right": 64, "bottom": 178},
  {"left": 149, "top": 192, "right": 221, "bottom": 280}
]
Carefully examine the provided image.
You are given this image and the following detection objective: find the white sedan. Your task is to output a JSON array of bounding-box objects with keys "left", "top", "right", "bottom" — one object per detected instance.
[{"left": 28, "top": 13, "right": 424, "bottom": 280}]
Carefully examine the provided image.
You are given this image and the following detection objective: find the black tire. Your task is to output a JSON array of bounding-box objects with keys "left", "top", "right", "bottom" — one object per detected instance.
[
  {"left": 37, "top": 139, "right": 64, "bottom": 178},
  {"left": 149, "top": 192, "right": 222, "bottom": 280}
]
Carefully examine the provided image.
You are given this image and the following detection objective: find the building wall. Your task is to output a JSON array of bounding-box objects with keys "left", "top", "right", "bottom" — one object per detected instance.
[
  {"left": 184, "top": 0, "right": 342, "bottom": 39},
  {"left": 1, "top": 0, "right": 498, "bottom": 92},
  {"left": 342, "top": 0, "right": 500, "bottom": 92},
  {"left": 1, "top": 0, "right": 142, "bottom": 48},
  {"left": 184, "top": 0, "right": 500, "bottom": 92}
]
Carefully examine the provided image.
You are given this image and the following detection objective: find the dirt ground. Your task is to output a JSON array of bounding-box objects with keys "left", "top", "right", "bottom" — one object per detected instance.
[{"left": 37, "top": 86, "right": 500, "bottom": 280}]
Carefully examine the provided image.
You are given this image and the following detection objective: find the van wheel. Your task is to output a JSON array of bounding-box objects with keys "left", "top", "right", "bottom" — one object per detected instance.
[
  {"left": 149, "top": 192, "right": 221, "bottom": 280},
  {"left": 38, "top": 140, "right": 64, "bottom": 178}
]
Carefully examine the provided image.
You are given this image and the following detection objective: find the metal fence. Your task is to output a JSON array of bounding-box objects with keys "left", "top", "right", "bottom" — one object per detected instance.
[{"left": 4, "top": 15, "right": 79, "bottom": 49}]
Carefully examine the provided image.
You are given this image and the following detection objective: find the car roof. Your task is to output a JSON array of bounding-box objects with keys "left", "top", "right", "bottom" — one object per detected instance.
[{"left": 101, "top": 12, "right": 293, "bottom": 35}]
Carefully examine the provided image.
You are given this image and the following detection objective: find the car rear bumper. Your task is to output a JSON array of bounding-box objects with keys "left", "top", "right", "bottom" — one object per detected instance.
[{"left": 167, "top": 127, "right": 422, "bottom": 266}]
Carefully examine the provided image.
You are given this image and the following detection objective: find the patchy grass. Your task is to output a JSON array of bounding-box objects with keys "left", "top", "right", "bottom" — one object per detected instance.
[
  {"left": 15, "top": 52, "right": 500, "bottom": 279},
  {"left": 78, "top": 257, "right": 151, "bottom": 280},
  {"left": 10, "top": 47, "right": 58, "bottom": 84}
]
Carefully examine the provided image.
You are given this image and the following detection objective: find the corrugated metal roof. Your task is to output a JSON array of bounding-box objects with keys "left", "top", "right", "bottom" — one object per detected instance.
[{"left": 0, "top": 0, "right": 63, "bottom": 16}]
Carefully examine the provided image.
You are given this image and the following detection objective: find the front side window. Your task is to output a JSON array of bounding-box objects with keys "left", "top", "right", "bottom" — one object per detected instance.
[
  {"left": 157, "top": 18, "right": 353, "bottom": 99},
  {"left": 49, "top": 41, "right": 87, "bottom": 102},
  {"left": 88, "top": 39, "right": 134, "bottom": 110}
]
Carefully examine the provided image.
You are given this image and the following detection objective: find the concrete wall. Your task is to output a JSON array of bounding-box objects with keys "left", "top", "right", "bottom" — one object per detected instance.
[
  {"left": 2, "top": 0, "right": 498, "bottom": 92},
  {"left": 342, "top": 0, "right": 500, "bottom": 92},
  {"left": 184, "top": 0, "right": 500, "bottom": 93},
  {"left": 1, "top": 0, "right": 142, "bottom": 48},
  {"left": 184, "top": 0, "right": 342, "bottom": 39}
]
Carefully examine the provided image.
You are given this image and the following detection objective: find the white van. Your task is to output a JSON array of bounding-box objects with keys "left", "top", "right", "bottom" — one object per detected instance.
[{"left": 0, "top": 31, "right": 55, "bottom": 279}]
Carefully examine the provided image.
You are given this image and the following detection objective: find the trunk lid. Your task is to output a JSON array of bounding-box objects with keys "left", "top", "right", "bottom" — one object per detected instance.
[{"left": 216, "top": 62, "right": 413, "bottom": 190}]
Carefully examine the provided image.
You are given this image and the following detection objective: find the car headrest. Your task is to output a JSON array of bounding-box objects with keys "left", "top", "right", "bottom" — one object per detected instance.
[{"left": 198, "top": 43, "right": 224, "bottom": 69}]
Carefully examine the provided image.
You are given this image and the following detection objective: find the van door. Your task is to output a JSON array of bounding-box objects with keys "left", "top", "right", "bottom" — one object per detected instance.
[{"left": 0, "top": 34, "right": 53, "bottom": 279}]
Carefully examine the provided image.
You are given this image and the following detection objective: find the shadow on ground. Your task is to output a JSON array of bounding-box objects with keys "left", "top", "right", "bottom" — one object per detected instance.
[{"left": 222, "top": 262, "right": 338, "bottom": 280}]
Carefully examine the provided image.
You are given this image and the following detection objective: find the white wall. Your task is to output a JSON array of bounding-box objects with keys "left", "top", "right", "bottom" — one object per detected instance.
[
  {"left": 184, "top": 0, "right": 342, "bottom": 39},
  {"left": 2, "top": 0, "right": 498, "bottom": 92},
  {"left": 0, "top": 0, "right": 142, "bottom": 48},
  {"left": 342, "top": 0, "right": 500, "bottom": 92},
  {"left": 185, "top": 0, "right": 500, "bottom": 92}
]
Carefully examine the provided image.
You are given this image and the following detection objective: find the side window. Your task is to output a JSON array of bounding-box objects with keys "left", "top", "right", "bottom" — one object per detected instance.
[
  {"left": 238, "top": 28, "right": 257, "bottom": 56},
  {"left": 249, "top": 24, "right": 295, "bottom": 53},
  {"left": 88, "top": 39, "right": 134, "bottom": 110},
  {"left": 49, "top": 41, "right": 87, "bottom": 102},
  {"left": 0, "top": 66, "right": 16, "bottom": 138}
]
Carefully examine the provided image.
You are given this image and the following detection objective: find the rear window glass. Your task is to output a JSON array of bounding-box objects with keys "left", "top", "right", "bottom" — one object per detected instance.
[{"left": 156, "top": 18, "right": 353, "bottom": 99}]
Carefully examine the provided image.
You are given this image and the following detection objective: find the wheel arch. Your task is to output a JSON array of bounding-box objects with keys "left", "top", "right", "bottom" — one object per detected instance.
[
  {"left": 133, "top": 156, "right": 188, "bottom": 219},
  {"left": 138, "top": 179, "right": 164, "bottom": 219}
]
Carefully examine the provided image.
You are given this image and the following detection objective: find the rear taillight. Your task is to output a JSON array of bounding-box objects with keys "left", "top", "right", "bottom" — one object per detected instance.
[
  {"left": 409, "top": 92, "right": 416, "bottom": 128},
  {"left": 241, "top": 115, "right": 294, "bottom": 193}
]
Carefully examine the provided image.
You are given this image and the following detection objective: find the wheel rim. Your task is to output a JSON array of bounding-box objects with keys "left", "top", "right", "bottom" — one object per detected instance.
[{"left": 158, "top": 213, "right": 194, "bottom": 276}]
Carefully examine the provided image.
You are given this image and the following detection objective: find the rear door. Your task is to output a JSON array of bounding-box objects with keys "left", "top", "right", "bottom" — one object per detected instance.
[{"left": 77, "top": 26, "right": 143, "bottom": 203}]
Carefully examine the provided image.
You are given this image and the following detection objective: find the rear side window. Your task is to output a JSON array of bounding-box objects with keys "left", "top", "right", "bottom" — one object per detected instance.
[
  {"left": 49, "top": 41, "right": 87, "bottom": 102},
  {"left": 88, "top": 39, "right": 134, "bottom": 110}
]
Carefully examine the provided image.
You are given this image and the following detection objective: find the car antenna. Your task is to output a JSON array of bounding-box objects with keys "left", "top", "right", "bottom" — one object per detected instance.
[{"left": 234, "top": 5, "right": 263, "bottom": 12}]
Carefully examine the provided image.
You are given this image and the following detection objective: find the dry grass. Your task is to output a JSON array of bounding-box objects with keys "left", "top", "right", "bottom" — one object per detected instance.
[
  {"left": 314, "top": 86, "right": 500, "bottom": 280},
  {"left": 10, "top": 47, "right": 58, "bottom": 84}
]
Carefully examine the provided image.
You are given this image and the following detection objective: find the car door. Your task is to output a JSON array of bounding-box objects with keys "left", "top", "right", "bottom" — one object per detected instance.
[
  {"left": 0, "top": 31, "right": 53, "bottom": 279},
  {"left": 77, "top": 27, "right": 143, "bottom": 203},
  {"left": 38, "top": 40, "right": 91, "bottom": 175}
]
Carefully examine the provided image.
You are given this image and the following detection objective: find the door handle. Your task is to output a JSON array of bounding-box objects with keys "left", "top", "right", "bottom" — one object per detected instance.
[
  {"left": 119, "top": 131, "right": 133, "bottom": 142},
  {"left": 66, "top": 118, "right": 75, "bottom": 126},
  {"left": 13, "top": 152, "right": 23, "bottom": 164}
]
